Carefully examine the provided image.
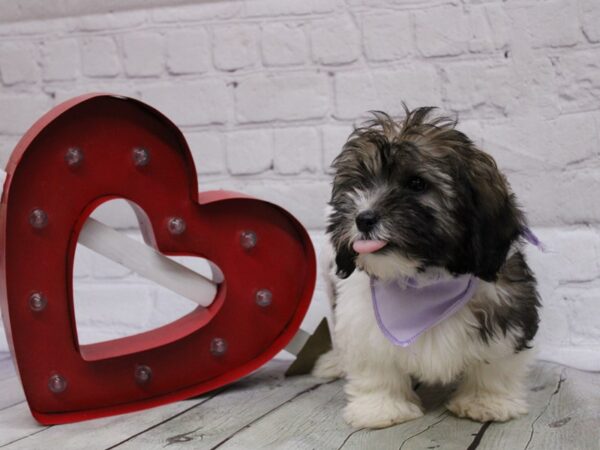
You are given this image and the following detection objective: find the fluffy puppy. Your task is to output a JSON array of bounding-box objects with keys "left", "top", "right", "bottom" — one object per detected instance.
[{"left": 313, "top": 107, "right": 541, "bottom": 429}]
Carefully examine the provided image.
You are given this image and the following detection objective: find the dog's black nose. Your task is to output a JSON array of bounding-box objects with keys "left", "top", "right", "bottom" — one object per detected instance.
[{"left": 356, "top": 210, "right": 379, "bottom": 233}]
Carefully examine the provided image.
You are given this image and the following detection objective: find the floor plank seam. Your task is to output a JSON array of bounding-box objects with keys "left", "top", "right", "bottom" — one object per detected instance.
[
  {"left": 105, "top": 388, "right": 227, "bottom": 450},
  {"left": 398, "top": 410, "right": 450, "bottom": 450},
  {"left": 208, "top": 379, "right": 338, "bottom": 450},
  {"left": 0, "top": 400, "right": 24, "bottom": 413},
  {"left": 523, "top": 368, "right": 567, "bottom": 450},
  {"left": 0, "top": 426, "right": 50, "bottom": 448},
  {"left": 466, "top": 421, "right": 491, "bottom": 450},
  {"left": 335, "top": 426, "right": 366, "bottom": 450}
]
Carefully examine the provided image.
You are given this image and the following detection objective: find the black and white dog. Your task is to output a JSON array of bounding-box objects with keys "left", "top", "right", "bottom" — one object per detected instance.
[{"left": 313, "top": 107, "right": 541, "bottom": 429}]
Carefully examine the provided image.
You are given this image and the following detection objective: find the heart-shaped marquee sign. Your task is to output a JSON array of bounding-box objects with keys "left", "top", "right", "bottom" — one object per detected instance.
[{"left": 0, "top": 94, "right": 316, "bottom": 424}]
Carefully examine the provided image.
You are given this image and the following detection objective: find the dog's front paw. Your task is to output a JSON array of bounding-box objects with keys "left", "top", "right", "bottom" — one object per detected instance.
[
  {"left": 312, "top": 349, "right": 343, "bottom": 379},
  {"left": 343, "top": 393, "right": 423, "bottom": 429},
  {"left": 446, "top": 394, "right": 528, "bottom": 422}
]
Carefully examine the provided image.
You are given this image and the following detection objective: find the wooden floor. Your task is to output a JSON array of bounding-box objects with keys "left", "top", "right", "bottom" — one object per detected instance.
[{"left": 0, "top": 353, "right": 598, "bottom": 450}]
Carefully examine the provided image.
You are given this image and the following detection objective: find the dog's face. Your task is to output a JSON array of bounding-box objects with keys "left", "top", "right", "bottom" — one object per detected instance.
[{"left": 328, "top": 108, "right": 524, "bottom": 282}]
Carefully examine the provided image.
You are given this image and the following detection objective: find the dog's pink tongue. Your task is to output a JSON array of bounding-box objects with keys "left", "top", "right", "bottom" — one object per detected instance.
[{"left": 353, "top": 240, "right": 387, "bottom": 254}]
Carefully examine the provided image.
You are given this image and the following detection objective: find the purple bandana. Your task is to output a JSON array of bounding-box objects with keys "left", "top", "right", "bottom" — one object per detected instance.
[
  {"left": 370, "top": 228, "right": 544, "bottom": 347},
  {"left": 371, "top": 274, "right": 479, "bottom": 347}
]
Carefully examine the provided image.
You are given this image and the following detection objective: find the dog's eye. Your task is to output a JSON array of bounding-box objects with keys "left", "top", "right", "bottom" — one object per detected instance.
[{"left": 406, "top": 176, "right": 428, "bottom": 192}]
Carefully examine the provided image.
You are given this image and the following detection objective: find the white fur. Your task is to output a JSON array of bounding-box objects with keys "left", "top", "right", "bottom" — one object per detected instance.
[{"left": 314, "top": 246, "right": 532, "bottom": 428}]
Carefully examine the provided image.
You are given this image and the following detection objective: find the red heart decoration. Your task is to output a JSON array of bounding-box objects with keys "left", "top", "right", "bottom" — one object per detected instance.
[{"left": 0, "top": 94, "right": 315, "bottom": 424}]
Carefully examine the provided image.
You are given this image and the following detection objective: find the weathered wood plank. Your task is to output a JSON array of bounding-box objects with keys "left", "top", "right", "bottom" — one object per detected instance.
[
  {"left": 0, "top": 354, "right": 16, "bottom": 381},
  {"left": 341, "top": 363, "right": 569, "bottom": 450},
  {"left": 339, "top": 383, "right": 461, "bottom": 450},
  {"left": 212, "top": 379, "right": 349, "bottom": 450},
  {"left": 396, "top": 363, "right": 561, "bottom": 450},
  {"left": 1, "top": 395, "right": 213, "bottom": 449},
  {"left": 522, "top": 365, "right": 600, "bottom": 450},
  {"left": 112, "top": 361, "right": 330, "bottom": 449},
  {"left": 0, "top": 402, "right": 46, "bottom": 447},
  {"left": 0, "top": 374, "right": 25, "bottom": 411},
  {"left": 474, "top": 362, "right": 565, "bottom": 449},
  {"left": 0, "top": 357, "right": 597, "bottom": 450}
]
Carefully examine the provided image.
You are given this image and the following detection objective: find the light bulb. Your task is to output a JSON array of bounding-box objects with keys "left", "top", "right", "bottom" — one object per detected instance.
[
  {"left": 29, "top": 292, "right": 47, "bottom": 312},
  {"left": 210, "top": 338, "right": 227, "bottom": 356},
  {"left": 255, "top": 289, "right": 272, "bottom": 307},
  {"left": 135, "top": 365, "right": 152, "bottom": 384},
  {"left": 240, "top": 230, "right": 257, "bottom": 250},
  {"left": 167, "top": 217, "right": 186, "bottom": 235},
  {"left": 48, "top": 374, "right": 67, "bottom": 393},
  {"left": 29, "top": 209, "right": 48, "bottom": 229},
  {"left": 132, "top": 147, "right": 150, "bottom": 167}
]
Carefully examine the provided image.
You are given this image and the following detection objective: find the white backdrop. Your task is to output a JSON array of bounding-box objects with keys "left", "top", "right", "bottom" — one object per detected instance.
[{"left": 0, "top": 0, "right": 599, "bottom": 370}]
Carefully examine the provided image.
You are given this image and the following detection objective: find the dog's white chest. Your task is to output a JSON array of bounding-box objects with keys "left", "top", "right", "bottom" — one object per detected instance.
[{"left": 334, "top": 271, "right": 513, "bottom": 385}]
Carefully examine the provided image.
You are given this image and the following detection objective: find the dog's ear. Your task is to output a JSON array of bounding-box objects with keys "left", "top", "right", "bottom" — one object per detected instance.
[
  {"left": 334, "top": 245, "right": 356, "bottom": 279},
  {"left": 454, "top": 150, "right": 524, "bottom": 282}
]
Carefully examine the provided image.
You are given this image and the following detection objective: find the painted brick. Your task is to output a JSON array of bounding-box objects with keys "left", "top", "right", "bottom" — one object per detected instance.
[
  {"left": 334, "top": 67, "right": 442, "bottom": 119},
  {"left": 0, "top": 0, "right": 599, "bottom": 365},
  {"left": 152, "top": 2, "right": 241, "bottom": 22},
  {"left": 273, "top": 127, "right": 320, "bottom": 174},
  {"left": 226, "top": 129, "right": 273, "bottom": 175},
  {"left": 0, "top": 41, "right": 39, "bottom": 85},
  {"left": 185, "top": 131, "right": 226, "bottom": 175},
  {"left": 560, "top": 287, "right": 600, "bottom": 345},
  {"left": 582, "top": 0, "right": 600, "bottom": 43},
  {"left": 414, "top": 5, "right": 469, "bottom": 57},
  {"left": 261, "top": 22, "right": 308, "bottom": 67},
  {"left": 554, "top": 52, "right": 600, "bottom": 113},
  {"left": 521, "top": 0, "right": 580, "bottom": 48},
  {"left": 243, "top": 0, "right": 337, "bottom": 17},
  {"left": 240, "top": 180, "right": 331, "bottom": 229},
  {"left": 0, "top": 135, "right": 19, "bottom": 167},
  {"left": 467, "top": 4, "right": 509, "bottom": 53},
  {"left": 526, "top": 228, "right": 600, "bottom": 285},
  {"left": 73, "top": 285, "right": 154, "bottom": 330},
  {"left": 213, "top": 24, "right": 259, "bottom": 71},
  {"left": 165, "top": 28, "right": 211, "bottom": 74},
  {"left": 122, "top": 31, "right": 164, "bottom": 77},
  {"left": 362, "top": 12, "right": 412, "bottom": 62},
  {"left": 72, "top": 11, "right": 146, "bottom": 31},
  {"left": 482, "top": 113, "right": 599, "bottom": 172},
  {"left": 81, "top": 36, "right": 120, "bottom": 77},
  {"left": 235, "top": 72, "right": 329, "bottom": 123},
  {"left": 0, "top": 95, "right": 51, "bottom": 134},
  {"left": 41, "top": 38, "right": 80, "bottom": 81},
  {"left": 509, "top": 170, "right": 600, "bottom": 227},
  {"left": 139, "top": 80, "right": 231, "bottom": 126},
  {"left": 310, "top": 16, "right": 360, "bottom": 65},
  {"left": 441, "top": 61, "right": 520, "bottom": 117}
]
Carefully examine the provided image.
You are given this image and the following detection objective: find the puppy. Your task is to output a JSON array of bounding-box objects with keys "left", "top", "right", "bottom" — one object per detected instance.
[{"left": 313, "top": 107, "right": 541, "bottom": 429}]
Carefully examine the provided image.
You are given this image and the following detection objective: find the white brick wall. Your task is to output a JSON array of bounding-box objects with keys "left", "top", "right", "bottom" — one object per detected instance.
[{"left": 1, "top": 0, "right": 599, "bottom": 370}]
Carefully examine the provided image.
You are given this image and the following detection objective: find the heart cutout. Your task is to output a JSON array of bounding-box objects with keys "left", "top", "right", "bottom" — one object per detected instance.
[
  {"left": 0, "top": 94, "right": 315, "bottom": 424},
  {"left": 72, "top": 198, "right": 218, "bottom": 348}
]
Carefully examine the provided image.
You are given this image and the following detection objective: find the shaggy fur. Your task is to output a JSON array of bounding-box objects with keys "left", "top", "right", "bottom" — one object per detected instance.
[{"left": 313, "top": 107, "right": 541, "bottom": 428}]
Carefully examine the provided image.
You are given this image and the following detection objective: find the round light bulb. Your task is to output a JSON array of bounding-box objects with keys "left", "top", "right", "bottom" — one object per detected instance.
[
  {"left": 255, "top": 289, "right": 272, "bottom": 308},
  {"left": 29, "top": 292, "right": 47, "bottom": 312},
  {"left": 48, "top": 374, "right": 67, "bottom": 393},
  {"left": 132, "top": 147, "right": 150, "bottom": 167},
  {"left": 210, "top": 337, "right": 228, "bottom": 356},
  {"left": 135, "top": 365, "right": 152, "bottom": 384},
  {"left": 167, "top": 217, "right": 186, "bottom": 235},
  {"left": 65, "top": 147, "right": 83, "bottom": 167},
  {"left": 240, "top": 230, "right": 257, "bottom": 250},
  {"left": 29, "top": 209, "right": 48, "bottom": 229}
]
